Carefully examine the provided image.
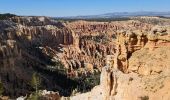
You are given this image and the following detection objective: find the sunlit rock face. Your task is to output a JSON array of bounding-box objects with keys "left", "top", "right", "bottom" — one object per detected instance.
[
  {"left": 0, "top": 17, "right": 79, "bottom": 97},
  {"left": 68, "top": 25, "right": 170, "bottom": 100},
  {"left": 1, "top": 15, "right": 170, "bottom": 99}
]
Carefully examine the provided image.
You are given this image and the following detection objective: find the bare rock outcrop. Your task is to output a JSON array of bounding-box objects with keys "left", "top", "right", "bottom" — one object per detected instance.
[
  {"left": 68, "top": 26, "right": 170, "bottom": 100},
  {"left": 1, "top": 15, "right": 170, "bottom": 99},
  {"left": 62, "top": 20, "right": 152, "bottom": 75},
  {"left": 0, "top": 17, "right": 80, "bottom": 97}
]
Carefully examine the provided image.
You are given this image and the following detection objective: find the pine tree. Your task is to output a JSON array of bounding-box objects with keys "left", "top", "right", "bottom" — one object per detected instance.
[{"left": 31, "top": 73, "right": 41, "bottom": 96}]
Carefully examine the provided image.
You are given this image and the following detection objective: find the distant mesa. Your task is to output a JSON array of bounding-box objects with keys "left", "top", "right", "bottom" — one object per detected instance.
[{"left": 56, "top": 11, "right": 170, "bottom": 19}]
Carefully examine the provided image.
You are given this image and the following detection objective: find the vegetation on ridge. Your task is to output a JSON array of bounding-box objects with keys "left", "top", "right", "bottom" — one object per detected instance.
[{"left": 0, "top": 13, "right": 16, "bottom": 20}]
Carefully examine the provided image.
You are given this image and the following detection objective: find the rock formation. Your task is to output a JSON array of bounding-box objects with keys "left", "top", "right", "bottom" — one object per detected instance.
[
  {"left": 0, "top": 15, "right": 170, "bottom": 99},
  {"left": 68, "top": 25, "right": 170, "bottom": 100},
  {"left": 0, "top": 17, "right": 80, "bottom": 97}
]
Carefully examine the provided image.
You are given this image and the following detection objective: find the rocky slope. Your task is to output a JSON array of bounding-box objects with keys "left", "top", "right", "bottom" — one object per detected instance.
[
  {"left": 68, "top": 25, "right": 170, "bottom": 100},
  {"left": 0, "top": 16, "right": 81, "bottom": 97},
  {"left": 0, "top": 15, "right": 170, "bottom": 99}
]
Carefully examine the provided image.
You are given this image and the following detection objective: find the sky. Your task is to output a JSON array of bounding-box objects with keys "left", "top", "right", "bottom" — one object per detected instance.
[{"left": 0, "top": 0, "right": 170, "bottom": 17}]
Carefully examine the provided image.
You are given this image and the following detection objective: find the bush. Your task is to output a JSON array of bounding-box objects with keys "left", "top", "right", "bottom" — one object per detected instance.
[
  {"left": 81, "top": 34, "right": 111, "bottom": 44},
  {"left": 140, "top": 96, "right": 149, "bottom": 100},
  {"left": 72, "top": 72, "right": 100, "bottom": 93}
]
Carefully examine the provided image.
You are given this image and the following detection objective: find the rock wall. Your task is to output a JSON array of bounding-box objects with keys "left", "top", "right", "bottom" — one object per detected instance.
[
  {"left": 0, "top": 17, "right": 79, "bottom": 97},
  {"left": 1, "top": 16, "right": 170, "bottom": 99},
  {"left": 62, "top": 20, "right": 152, "bottom": 76},
  {"left": 68, "top": 26, "right": 170, "bottom": 100}
]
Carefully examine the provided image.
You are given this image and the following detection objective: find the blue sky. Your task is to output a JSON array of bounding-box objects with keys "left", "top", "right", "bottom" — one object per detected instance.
[{"left": 0, "top": 0, "right": 170, "bottom": 17}]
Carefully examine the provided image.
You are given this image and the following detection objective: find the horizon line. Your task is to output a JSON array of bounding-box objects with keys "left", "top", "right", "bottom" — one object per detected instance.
[{"left": 1, "top": 11, "right": 170, "bottom": 18}]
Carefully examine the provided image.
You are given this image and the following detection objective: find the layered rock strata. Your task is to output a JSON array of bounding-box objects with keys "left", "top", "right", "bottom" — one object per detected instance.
[
  {"left": 68, "top": 26, "right": 170, "bottom": 100},
  {"left": 1, "top": 16, "right": 170, "bottom": 99}
]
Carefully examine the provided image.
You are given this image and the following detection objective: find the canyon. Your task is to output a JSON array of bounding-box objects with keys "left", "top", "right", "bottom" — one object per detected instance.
[
  {"left": 0, "top": 15, "right": 170, "bottom": 99},
  {"left": 68, "top": 23, "right": 170, "bottom": 100}
]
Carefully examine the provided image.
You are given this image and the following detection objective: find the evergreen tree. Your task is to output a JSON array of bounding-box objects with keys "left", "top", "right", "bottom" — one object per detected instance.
[{"left": 31, "top": 72, "right": 41, "bottom": 97}]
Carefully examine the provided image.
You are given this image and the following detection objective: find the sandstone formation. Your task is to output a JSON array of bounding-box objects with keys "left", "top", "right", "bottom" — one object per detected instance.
[
  {"left": 1, "top": 15, "right": 170, "bottom": 99},
  {"left": 68, "top": 25, "right": 170, "bottom": 100},
  {"left": 0, "top": 17, "right": 80, "bottom": 97}
]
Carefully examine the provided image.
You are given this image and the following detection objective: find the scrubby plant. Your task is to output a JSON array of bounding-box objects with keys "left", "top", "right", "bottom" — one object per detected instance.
[
  {"left": 140, "top": 96, "right": 149, "bottom": 100},
  {"left": 81, "top": 34, "right": 111, "bottom": 44}
]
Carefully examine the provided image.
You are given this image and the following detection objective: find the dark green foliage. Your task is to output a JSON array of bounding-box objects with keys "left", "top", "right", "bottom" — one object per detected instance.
[
  {"left": 0, "top": 13, "right": 16, "bottom": 20},
  {"left": 31, "top": 73, "right": 41, "bottom": 95},
  {"left": 31, "top": 64, "right": 79, "bottom": 96},
  {"left": 54, "top": 60, "right": 67, "bottom": 74},
  {"left": 72, "top": 72, "right": 100, "bottom": 93},
  {"left": 81, "top": 34, "right": 111, "bottom": 44},
  {"left": 38, "top": 59, "right": 100, "bottom": 95},
  {"left": 51, "top": 60, "right": 100, "bottom": 94},
  {"left": 49, "top": 60, "right": 100, "bottom": 95}
]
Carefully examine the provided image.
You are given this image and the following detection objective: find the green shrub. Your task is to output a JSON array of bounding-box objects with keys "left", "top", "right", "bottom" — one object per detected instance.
[{"left": 71, "top": 72, "right": 100, "bottom": 93}]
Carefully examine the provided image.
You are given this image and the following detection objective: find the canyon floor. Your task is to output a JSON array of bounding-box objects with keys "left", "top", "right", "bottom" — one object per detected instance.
[{"left": 0, "top": 14, "right": 170, "bottom": 100}]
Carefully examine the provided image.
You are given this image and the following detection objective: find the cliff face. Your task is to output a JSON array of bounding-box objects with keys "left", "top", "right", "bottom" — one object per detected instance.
[
  {"left": 0, "top": 21, "right": 25, "bottom": 96},
  {"left": 69, "top": 25, "right": 170, "bottom": 100},
  {"left": 0, "top": 17, "right": 79, "bottom": 97},
  {"left": 1, "top": 16, "right": 170, "bottom": 99},
  {"left": 63, "top": 20, "right": 152, "bottom": 74}
]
